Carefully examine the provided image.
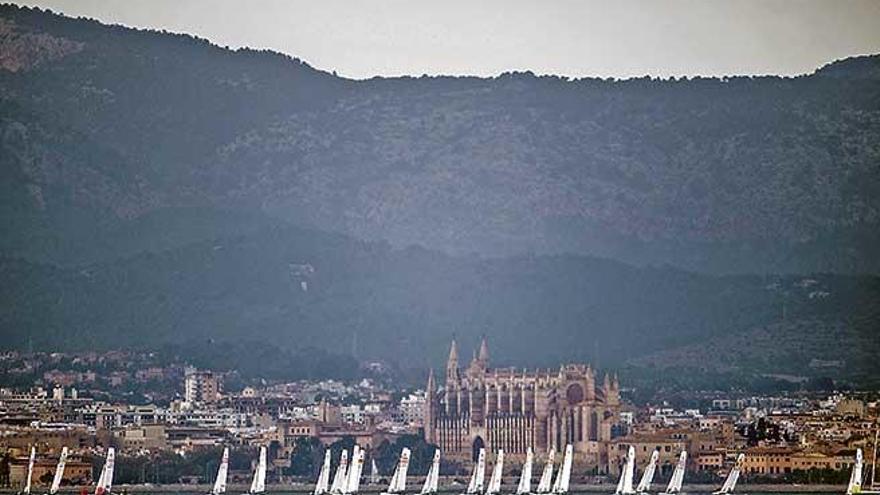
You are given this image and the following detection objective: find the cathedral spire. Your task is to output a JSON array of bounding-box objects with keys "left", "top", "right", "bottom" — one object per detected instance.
[
  {"left": 427, "top": 367, "right": 436, "bottom": 392},
  {"left": 478, "top": 336, "right": 490, "bottom": 364},
  {"left": 425, "top": 368, "right": 437, "bottom": 443},
  {"left": 446, "top": 339, "right": 460, "bottom": 385}
]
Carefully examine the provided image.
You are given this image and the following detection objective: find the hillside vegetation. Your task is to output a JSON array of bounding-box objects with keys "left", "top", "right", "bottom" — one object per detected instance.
[{"left": 1, "top": 5, "right": 879, "bottom": 273}]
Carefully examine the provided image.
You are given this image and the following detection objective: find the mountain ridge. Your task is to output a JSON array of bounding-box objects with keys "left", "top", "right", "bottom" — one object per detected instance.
[{"left": 2, "top": 5, "right": 879, "bottom": 273}]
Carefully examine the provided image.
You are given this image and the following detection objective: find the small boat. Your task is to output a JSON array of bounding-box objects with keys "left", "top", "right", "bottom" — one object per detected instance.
[
  {"left": 48, "top": 447, "right": 69, "bottom": 495},
  {"left": 330, "top": 450, "right": 350, "bottom": 495},
  {"left": 315, "top": 450, "right": 332, "bottom": 495},
  {"left": 381, "top": 447, "right": 411, "bottom": 495},
  {"left": 344, "top": 446, "right": 365, "bottom": 495},
  {"left": 209, "top": 447, "right": 229, "bottom": 495},
  {"left": 486, "top": 450, "right": 505, "bottom": 495},
  {"left": 420, "top": 449, "right": 441, "bottom": 495},
  {"left": 515, "top": 448, "right": 534, "bottom": 495},
  {"left": 535, "top": 448, "right": 555, "bottom": 495},
  {"left": 847, "top": 448, "right": 864, "bottom": 495},
  {"left": 94, "top": 448, "right": 116, "bottom": 495},
  {"left": 664, "top": 452, "right": 686, "bottom": 495},
  {"left": 551, "top": 445, "right": 572, "bottom": 495},
  {"left": 636, "top": 449, "right": 659, "bottom": 494},
  {"left": 462, "top": 448, "right": 487, "bottom": 495},
  {"left": 712, "top": 454, "right": 744, "bottom": 495},
  {"left": 245, "top": 446, "right": 267, "bottom": 495},
  {"left": 615, "top": 446, "right": 635, "bottom": 495}
]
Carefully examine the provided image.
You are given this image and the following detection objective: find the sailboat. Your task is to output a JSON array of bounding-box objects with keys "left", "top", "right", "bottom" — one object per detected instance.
[
  {"left": 315, "top": 450, "right": 333, "bottom": 495},
  {"left": 486, "top": 450, "right": 505, "bottom": 495},
  {"left": 615, "top": 447, "right": 635, "bottom": 495},
  {"left": 344, "top": 446, "right": 365, "bottom": 495},
  {"left": 420, "top": 449, "right": 441, "bottom": 495},
  {"left": 535, "top": 449, "right": 555, "bottom": 495},
  {"left": 330, "top": 450, "right": 350, "bottom": 495},
  {"left": 516, "top": 448, "right": 534, "bottom": 495},
  {"left": 21, "top": 446, "right": 35, "bottom": 495},
  {"left": 210, "top": 447, "right": 229, "bottom": 495},
  {"left": 371, "top": 460, "right": 381, "bottom": 485},
  {"left": 664, "top": 452, "right": 686, "bottom": 495},
  {"left": 48, "top": 447, "right": 68, "bottom": 495},
  {"left": 463, "top": 448, "right": 487, "bottom": 495},
  {"left": 712, "top": 454, "right": 744, "bottom": 495},
  {"left": 847, "top": 448, "right": 864, "bottom": 495},
  {"left": 551, "top": 445, "right": 572, "bottom": 495},
  {"left": 382, "top": 448, "right": 411, "bottom": 495},
  {"left": 246, "top": 446, "right": 267, "bottom": 495},
  {"left": 636, "top": 450, "right": 659, "bottom": 494},
  {"left": 94, "top": 448, "right": 115, "bottom": 495}
]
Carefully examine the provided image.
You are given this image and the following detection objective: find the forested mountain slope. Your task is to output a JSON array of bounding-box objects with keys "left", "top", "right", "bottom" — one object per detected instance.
[{"left": 2, "top": 5, "right": 879, "bottom": 273}]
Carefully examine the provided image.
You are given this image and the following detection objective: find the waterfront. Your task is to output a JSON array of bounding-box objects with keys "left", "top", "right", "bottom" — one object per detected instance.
[{"left": 0, "top": 485, "right": 847, "bottom": 494}]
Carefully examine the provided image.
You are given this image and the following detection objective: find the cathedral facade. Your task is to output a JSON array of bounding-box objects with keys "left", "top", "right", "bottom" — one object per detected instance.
[{"left": 424, "top": 338, "right": 621, "bottom": 471}]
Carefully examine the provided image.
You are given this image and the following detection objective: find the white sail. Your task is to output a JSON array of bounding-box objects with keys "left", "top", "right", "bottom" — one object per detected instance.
[
  {"left": 536, "top": 449, "right": 555, "bottom": 494},
  {"left": 24, "top": 446, "right": 35, "bottom": 495},
  {"left": 615, "top": 447, "right": 635, "bottom": 495},
  {"left": 848, "top": 448, "right": 865, "bottom": 495},
  {"left": 50, "top": 447, "right": 69, "bottom": 495},
  {"left": 95, "top": 453, "right": 107, "bottom": 495},
  {"left": 345, "top": 446, "right": 365, "bottom": 495},
  {"left": 371, "top": 460, "right": 380, "bottom": 485},
  {"left": 551, "top": 445, "right": 572, "bottom": 495},
  {"left": 95, "top": 448, "right": 115, "bottom": 495},
  {"left": 331, "top": 450, "right": 350, "bottom": 495},
  {"left": 517, "top": 448, "right": 534, "bottom": 495},
  {"left": 486, "top": 450, "right": 505, "bottom": 495},
  {"left": 316, "top": 450, "right": 333, "bottom": 495},
  {"left": 249, "top": 446, "right": 267, "bottom": 494},
  {"left": 665, "top": 452, "right": 686, "bottom": 495},
  {"left": 714, "top": 454, "right": 744, "bottom": 495},
  {"left": 636, "top": 450, "right": 658, "bottom": 494},
  {"left": 385, "top": 448, "right": 411, "bottom": 494},
  {"left": 421, "top": 449, "right": 441, "bottom": 495},
  {"left": 213, "top": 447, "right": 229, "bottom": 495},
  {"left": 467, "top": 448, "right": 487, "bottom": 494}
]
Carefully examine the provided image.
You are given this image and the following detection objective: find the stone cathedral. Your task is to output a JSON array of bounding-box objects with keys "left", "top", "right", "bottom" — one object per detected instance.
[{"left": 424, "top": 338, "right": 621, "bottom": 471}]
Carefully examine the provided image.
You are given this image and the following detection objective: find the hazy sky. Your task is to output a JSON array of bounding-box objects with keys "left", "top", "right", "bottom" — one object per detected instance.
[{"left": 17, "top": 0, "right": 880, "bottom": 79}]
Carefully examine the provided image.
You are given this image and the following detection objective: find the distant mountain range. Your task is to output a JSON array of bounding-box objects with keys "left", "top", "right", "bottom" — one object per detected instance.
[
  {"left": 1, "top": 207, "right": 878, "bottom": 386},
  {"left": 1, "top": 5, "right": 879, "bottom": 388},
  {"left": 2, "top": 5, "right": 879, "bottom": 274}
]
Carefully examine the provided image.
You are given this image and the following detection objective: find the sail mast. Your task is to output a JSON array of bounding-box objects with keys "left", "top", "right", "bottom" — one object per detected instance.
[
  {"left": 517, "top": 448, "right": 533, "bottom": 495},
  {"left": 636, "top": 449, "right": 657, "bottom": 493},
  {"left": 486, "top": 450, "right": 504, "bottom": 495},
  {"left": 51, "top": 447, "right": 69, "bottom": 495},
  {"left": 315, "top": 450, "right": 332, "bottom": 495},
  {"left": 24, "top": 446, "right": 35, "bottom": 495},
  {"left": 421, "top": 449, "right": 441, "bottom": 495},
  {"left": 536, "top": 449, "right": 555, "bottom": 494},
  {"left": 213, "top": 447, "right": 229, "bottom": 495},
  {"left": 331, "top": 450, "right": 350, "bottom": 495}
]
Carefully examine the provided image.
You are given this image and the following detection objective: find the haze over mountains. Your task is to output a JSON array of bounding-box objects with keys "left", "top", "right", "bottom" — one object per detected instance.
[{"left": 1, "top": 5, "right": 878, "bottom": 388}]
